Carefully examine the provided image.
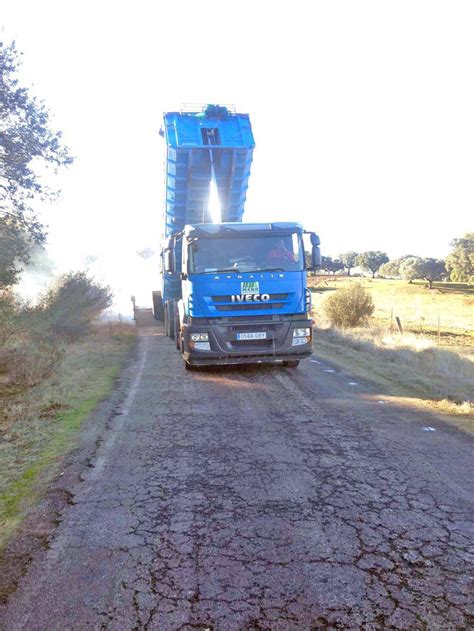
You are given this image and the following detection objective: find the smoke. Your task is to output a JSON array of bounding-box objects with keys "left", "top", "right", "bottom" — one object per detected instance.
[
  {"left": 15, "top": 245, "right": 57, "bottom": 302},
  {"left": 15, "top": 238, "right": 161, "bottom": 316},
  {"left": 137, "top": 248, "right": 155, "bottom": 260}
]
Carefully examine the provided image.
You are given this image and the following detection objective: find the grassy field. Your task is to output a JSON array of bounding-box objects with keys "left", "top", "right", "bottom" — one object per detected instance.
[
  {"left": 0, "top": 326, "right": 135, "bottom": 549},
  {"left": 309, "top": 276, "right": 473, "bottom": 349},
  {"left": 308, "top": 276, "right": 473, "bottom": 423}
]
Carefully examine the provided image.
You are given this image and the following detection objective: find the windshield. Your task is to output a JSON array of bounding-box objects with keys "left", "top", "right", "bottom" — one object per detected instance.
[{"left": 188, "top": 233, "right": 304, "bottom": 274}]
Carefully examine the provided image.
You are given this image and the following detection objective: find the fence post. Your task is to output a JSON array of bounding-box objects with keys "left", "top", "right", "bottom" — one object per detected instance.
[{"left": 395, "top": 316, "right": 403, "bottom": 334}]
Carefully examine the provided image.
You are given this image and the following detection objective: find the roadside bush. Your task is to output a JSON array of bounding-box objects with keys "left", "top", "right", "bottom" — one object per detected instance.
[
  {"left": 0, "top": 341, "right": 64, "bottom": 391},
  {"left": 323, "top": 283, "right": 374, "bottom": 328},
  {"left": 0, "top": 272, "right": 113, "bottom": 402},
  {"left": 35, "top": 272, "right": 113, "bottom": 341},
  {"left": 0, "top": 291, "right": 20, "bottom": 346}
]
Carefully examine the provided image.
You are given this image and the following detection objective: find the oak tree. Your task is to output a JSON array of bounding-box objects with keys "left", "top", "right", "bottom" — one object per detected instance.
[
  {"left": 0, "top": 40, "right": 72, "bottom": 288},
  {"left": 356, "top": 251, "right": 389, "bottom": 278},
  {"left": 339, "top": 251, "right": 358, "bottom": 276},
  {"left": 445, "top": 233, "right": 474, "bottom": 283}
]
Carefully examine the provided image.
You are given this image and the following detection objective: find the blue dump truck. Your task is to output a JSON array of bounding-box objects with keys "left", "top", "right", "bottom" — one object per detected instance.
[{"left": 152, "top": 105, "right": 321, "bottom": 369}]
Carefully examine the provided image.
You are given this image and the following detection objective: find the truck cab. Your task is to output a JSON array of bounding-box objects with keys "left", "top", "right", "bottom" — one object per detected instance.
[{"left": 163, "top": 221, "right": 321, "bottom": 369}]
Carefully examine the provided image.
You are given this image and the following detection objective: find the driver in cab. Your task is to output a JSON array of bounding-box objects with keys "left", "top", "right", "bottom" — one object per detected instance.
[{"left": 266, "top": 239, "right": 297, "bottom": 265}]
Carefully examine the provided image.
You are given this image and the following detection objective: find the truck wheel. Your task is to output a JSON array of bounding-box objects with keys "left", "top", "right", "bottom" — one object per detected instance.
[
  {"left": 152, "top": 291, "right": 164, "bottom": 321},
  {"left": 167, "top": 302, "right": 175, "bottom": 340},
  {"left": 174, "top": 307, "right": 180, "bottom": 349},
  {"left": 164, "top": 308, "right": 169, "bottom": 337},
  {"left": 165, "top": 301, "right": 174, "bottom": 340},
  {"left": 283, "top": 360, "right": 300, "bottom": 368}
]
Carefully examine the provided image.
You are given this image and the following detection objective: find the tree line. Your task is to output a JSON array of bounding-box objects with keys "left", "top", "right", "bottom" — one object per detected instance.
[
  {"left": 1, "top": 40, "right": 113, "bottom": 388},
  {"left": 1, "top": 40, "right": 111, "bottom": 302},
  {"left": 311, "top": 236, "right": 473, "bottom": 288}
]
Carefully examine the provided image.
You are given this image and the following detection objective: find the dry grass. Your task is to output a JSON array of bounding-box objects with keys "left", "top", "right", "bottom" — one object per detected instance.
[
  {"left": 0, "top": 325, "right": 135, "bottom": 548},
  {"left": 309, "top": 276, "right": 474, "bottom": 351},
  {"left": 308, "top": 277, "right": 473, "bottom": 423},
  {"left": 315, "top": 325, "right": 473, "bottom": 406}
]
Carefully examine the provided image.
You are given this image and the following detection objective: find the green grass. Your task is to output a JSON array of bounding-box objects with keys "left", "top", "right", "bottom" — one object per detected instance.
[{"left": 0, "top": 330, "right": 134, "bottom": 549}]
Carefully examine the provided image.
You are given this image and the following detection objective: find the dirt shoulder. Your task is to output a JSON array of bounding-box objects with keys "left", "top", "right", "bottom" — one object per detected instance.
[
  {"left": 311, "top": 325, "right": 473, "bottom": 434},
  {"left": 0, "top": 330, "right": 137, "bottom": 606}
]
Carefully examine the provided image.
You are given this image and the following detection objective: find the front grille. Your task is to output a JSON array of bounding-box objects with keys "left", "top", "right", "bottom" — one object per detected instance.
[
  {"left": 215, "top": 315, "right": 276, "bottom": 323},
  {"left": 231, "top": 339, "right": 274, "bottom": 348},
  {"left": 212, "top": 293, "right": 288, "bottom": 303},
  {"left": 216, "top": 303, "right": 284, "bottom": 312}
]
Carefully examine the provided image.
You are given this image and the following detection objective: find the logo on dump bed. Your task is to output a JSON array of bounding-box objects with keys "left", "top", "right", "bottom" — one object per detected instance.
[{"left": 241, "top": 281, "right": 259, "bottom": 294}]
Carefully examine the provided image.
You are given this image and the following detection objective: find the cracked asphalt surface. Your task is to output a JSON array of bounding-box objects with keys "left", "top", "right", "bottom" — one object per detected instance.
[{"left": 2, "top": 329, "right": 474, "bottom": 630}]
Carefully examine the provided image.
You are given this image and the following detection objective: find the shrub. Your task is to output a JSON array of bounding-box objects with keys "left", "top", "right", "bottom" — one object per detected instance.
[
  {"left": 0, "top": 342, "right": 64, "bottom": 390},
  {"left": 35, "top": 272, "right": 113, "bottom": 341},
  {"left": 0, "top": 290, "right": 20, "bottom": 346},
  {"left": 323, "top": 283, "right": 375, "bottom": 328}
]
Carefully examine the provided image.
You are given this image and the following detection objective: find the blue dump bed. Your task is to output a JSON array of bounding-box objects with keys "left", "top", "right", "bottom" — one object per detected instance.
[{"left": 161, "top": 105, "right": 255, "bottom": 237}]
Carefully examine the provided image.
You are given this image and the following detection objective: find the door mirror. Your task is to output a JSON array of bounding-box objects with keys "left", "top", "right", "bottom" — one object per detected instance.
[
  {"left": 310, "top": 233, "right": 320, "bottom": 247},
  {"left": 311, "top": 245, "right": 321, "bottom": 270},
  {"left": 164, "top": 248, "right": 175, "bottom": 273},
  {"left": 164, "top": 236, "right": 174, "bottom": 250}
]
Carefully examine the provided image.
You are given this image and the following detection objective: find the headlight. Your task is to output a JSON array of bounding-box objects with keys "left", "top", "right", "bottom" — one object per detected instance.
[
  {"left": 190, "top": 332, "right": 209, "bottom": 342},
  {"left": 292, "top": 337, "right": 309, "bottom": 346},
  {"left": 293, "top": 328, "right": 311, "bottom": 338}
]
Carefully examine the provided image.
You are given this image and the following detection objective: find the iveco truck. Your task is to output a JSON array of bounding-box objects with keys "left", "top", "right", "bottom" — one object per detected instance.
[{"left": 153, "top": 105, "right": 321, "bottom": 369}]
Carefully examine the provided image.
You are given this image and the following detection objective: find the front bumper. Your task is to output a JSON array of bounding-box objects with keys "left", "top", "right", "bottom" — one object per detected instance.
[{"left": 181, "top": 316, "right": 313, "bottom": 366}]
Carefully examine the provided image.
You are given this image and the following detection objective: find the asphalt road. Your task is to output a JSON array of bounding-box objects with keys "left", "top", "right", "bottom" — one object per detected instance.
[{"left": 2, "top": 329, "right": 473, "bottom": 630}]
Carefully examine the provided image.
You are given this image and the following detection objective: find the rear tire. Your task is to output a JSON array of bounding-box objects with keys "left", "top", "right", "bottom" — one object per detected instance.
[
  {"left": 166, "top": 302, "right": 175, "bottom": 340},
  {"left": 152, "top": 291, "right": 164, "bottom": 321},
  {"left": 283, "top": 360, "right": 300, "bottom": 367},
  {"left": 164, "top": 307, "right": 169, "bottom": 337}
]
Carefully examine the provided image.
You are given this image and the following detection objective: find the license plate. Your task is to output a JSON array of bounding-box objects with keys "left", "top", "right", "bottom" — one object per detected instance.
[{"left": 236, "top": 331, "right": 267, "bottom": 341}]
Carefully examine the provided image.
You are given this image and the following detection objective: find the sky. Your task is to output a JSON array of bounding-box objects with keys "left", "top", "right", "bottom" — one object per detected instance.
[{"left": 2, "top": 0, "right": 473, "bottom": 313}]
